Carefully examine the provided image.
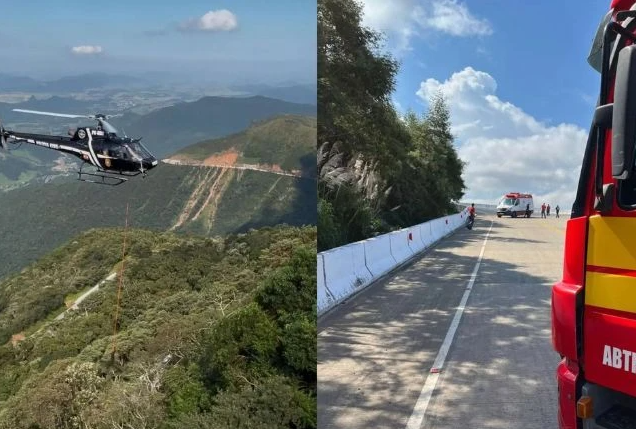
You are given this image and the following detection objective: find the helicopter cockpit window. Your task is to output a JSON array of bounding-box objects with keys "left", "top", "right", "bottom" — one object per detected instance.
[
  {"left": 128, "top": 141, "right": 153, "bottom": 160},
  {"left": 108, "top": 148, "right": 125, "bottom": 159}
]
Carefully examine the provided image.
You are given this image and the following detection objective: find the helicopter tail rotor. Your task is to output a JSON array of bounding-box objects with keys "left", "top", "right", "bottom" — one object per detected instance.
[{"left": 0, "top": 120, "right": 7, "bottom": 151}]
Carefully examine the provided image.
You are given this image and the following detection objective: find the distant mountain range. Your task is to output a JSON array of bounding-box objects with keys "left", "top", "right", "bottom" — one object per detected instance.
[
  {"left": 231, "top": 83, "right": 317, "bottom": 105},
  {"left": 0, "top": 72, "right": 146, "bottom": 93},
  {"left": 0, "top": 73, "right": 317, "bottom": 105},
  {"left": 120, "top": 95, "right": 316, "bottom": 158}
]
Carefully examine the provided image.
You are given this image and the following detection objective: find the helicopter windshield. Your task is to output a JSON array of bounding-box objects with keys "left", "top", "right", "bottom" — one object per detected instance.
[{"left": 127, "top": 141, "right": 154, "bottom": 160}]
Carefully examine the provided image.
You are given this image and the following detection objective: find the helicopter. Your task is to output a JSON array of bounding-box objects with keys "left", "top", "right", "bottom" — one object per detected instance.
[{"left": 0, "top": 109, "right": 158, "bottom": 185}]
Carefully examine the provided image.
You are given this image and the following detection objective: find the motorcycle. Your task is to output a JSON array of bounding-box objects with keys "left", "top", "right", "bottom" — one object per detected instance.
[{"left": 466, "top": 213, "right": 475, "bottom": 230}]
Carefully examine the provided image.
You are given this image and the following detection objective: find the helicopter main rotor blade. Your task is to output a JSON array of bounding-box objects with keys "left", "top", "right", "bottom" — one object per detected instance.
[{"left": 12, "top": 109, "right": 89, "bottom": 119}]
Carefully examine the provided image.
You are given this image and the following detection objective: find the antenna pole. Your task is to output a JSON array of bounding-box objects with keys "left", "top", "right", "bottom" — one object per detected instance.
[{"left": 111, "top": 202, "right": 129, "bottom": 363}]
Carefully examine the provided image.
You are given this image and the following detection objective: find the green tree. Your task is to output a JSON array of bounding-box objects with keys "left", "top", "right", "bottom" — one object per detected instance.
[
  {"left": 163, "top": 364, "right": 211, "bottom": 418},
  {"left": 425, "top": 92, "right": 466, "bottom": 206},
  {"left": 383, "top": 93, "right": 465, "bottom": 227},
  {"left": 318, "top": 0, "right": 401, "bottom": 164},
  {"left": 318, "top": 0, "right": 411, "bottom": 249},
  {"left": 318, "top": 0, "right": 467, "bottom": 248}
]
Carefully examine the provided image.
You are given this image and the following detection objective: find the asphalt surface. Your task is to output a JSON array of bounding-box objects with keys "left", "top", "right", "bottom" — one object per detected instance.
[{"left": 318, "top": 211, "right": 567, "bottom": 429}]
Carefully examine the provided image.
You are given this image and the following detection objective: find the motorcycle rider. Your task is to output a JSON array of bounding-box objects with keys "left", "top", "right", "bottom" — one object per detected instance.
[{"left": 467, "top": 203, "right": 476, "bottom": 229}]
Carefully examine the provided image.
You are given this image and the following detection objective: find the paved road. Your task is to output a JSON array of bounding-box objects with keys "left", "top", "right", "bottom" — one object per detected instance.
[
  {"left": 162, "top": 159, "right": 303, "bottom": 177},
  {"left": 318, "top": 211, "right": 567, "bottom": 429},
  {"left": 54, "top": 272, "right": 117, "bottom": 321}
]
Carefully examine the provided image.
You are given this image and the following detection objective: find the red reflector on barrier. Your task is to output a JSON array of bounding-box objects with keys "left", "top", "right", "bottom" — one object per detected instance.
[
  {"left": 445, "top": 220, "right": 448, "bottom": 224},
  {"left": 408, "top": 233, "right": 413, "bottom": 241}
]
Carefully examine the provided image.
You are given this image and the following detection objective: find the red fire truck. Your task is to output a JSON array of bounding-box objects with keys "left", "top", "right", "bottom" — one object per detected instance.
[{"left": 552, "top": 0, "right": 636, "bottom": 427}]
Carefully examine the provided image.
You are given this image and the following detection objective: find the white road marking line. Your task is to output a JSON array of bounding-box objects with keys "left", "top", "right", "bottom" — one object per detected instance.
[{"left": 406, "top": 220, "right": 494, "bottom": 429}]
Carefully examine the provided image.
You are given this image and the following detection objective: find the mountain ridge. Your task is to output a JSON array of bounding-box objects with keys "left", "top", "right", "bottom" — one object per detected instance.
[
  {"left": 120, "top": 95, "right": 317, "bottom": 159},
  {"left": 168, "top": 114, "right": 316, "bottom": 177}
]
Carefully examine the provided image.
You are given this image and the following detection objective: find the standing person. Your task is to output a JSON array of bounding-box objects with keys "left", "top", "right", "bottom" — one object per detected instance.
[
  {"left": 547, "top": 204, "right": 551, "bottom": 217},
  {"left": 555, "top": 205, "right": 560, "bottom": 218},
  {"left": 467, "top": 203, "right": 476, "bottom": 230},
  {"left": 541, "top": 203, "right": 546, "bottom": 218},
  {"left": 525, "top": 203, "right": 531, "bottom": 218}
]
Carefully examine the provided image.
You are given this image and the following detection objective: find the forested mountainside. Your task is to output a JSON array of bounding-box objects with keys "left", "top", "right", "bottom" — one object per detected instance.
[
  {"left": 0, "top": 164, "right": 316, "bottom": 280},
  {"left": 0, "top": 225, "right": 317, "bottom": 428},
  {"left": 171, "top": 115, "right": 316, "bottom": 177}
]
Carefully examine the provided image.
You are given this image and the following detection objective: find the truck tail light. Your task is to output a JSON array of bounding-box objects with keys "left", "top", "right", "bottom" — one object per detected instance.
[{"left": 577, "top": 396, "right": 593, "bottom": 419}]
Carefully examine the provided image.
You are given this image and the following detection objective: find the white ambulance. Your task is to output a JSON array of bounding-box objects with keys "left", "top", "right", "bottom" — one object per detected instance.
[{"left": 496, "top": 192, "right": 534, "bottom": 218}]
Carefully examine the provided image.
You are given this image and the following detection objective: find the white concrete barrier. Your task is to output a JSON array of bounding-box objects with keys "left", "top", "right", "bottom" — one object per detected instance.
[
  {"left": 317, "top": 210, "right": 468, "bottom": 315},
  {"left": 439, "top": 217, "right": 449, "bottom": 236},
  {"left": 317, "top": 254, "right": 334, "bottom": 312},
  {"left": 407, "top": 227, "right": 425, "bottom": 254},
  {"left": 322, "top": 244, "right": 365, "bottom": 306},
  {"left": 364, "top": 235, "right": 396, "bottom": 278},
  {"left": 352, "top": 242, "right": 374, "bottom": 290},
  {"left": 444, "top": 216, "right": 453, "bottom": 234},
  {"left": 419, "top": 221, "right": 433, "bottom": 249},
  {"left": 389, "top": 229, "right": 414, "bottom": 265},
  {"left": 429, "top": 218, "right": 444, "bottom": 241}
]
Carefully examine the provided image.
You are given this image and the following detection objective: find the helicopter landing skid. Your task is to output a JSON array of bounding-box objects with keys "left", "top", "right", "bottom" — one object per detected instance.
[
  {"left": 77, "top": 170, "right": 128, "bottom": 186},
  {"left": 115, "top": 170, "right": 142, "bottom": 177}
]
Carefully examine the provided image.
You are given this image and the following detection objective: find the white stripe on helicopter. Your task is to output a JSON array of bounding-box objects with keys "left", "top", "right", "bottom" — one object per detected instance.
[
  {"left": 6, "top": 133, "right": 97, "bottom": 167},
  {"left": 86, "top": 131, "right": 101, "bottom": 168}
]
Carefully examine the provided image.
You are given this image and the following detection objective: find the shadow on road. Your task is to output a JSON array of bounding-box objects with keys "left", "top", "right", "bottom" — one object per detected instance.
[{"left": 318, "top": 217, "right": 560, "bottom": 428}]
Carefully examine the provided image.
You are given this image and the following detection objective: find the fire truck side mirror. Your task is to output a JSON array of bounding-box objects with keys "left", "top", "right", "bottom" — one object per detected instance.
[{"left": 612, "top": 44, "right": 636, "bottom": 180}]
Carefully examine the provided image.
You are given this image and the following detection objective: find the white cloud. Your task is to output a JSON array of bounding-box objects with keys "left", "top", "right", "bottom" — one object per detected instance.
[
  {"left": 179, "top": 10, "right": 238, "bottom": 32},
  {"left": 422, "top": 0, "right": 492, "bottom": 36},
  {"left": 360, "top": 0, "right": 492, "bottom": 53},
  {"left": 71, "top": 45, "right": 103, "bottom": 55},
  {"left": 416, "top": 67, "right": 588, "bottom": 210}
]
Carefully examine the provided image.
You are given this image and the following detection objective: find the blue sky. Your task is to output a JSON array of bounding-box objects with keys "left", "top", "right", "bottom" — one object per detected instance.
[
  {"left": 0, "top": 0, "right": 316, "bottom": 84},
  {"left": 360, "top": 0, "right": 612, "bottom": 209},
  {"left": 389, "top": 0, "right": 606, "bottom": 129}
]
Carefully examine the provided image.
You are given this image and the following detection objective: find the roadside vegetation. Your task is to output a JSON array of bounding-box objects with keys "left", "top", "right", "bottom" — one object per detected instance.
[
  {"left": 0, "top": 225, "right": 316, "bottom": 428},
  {"left": 318, "top": 0, "right": 465, "bottom": 251}
]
